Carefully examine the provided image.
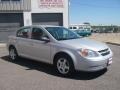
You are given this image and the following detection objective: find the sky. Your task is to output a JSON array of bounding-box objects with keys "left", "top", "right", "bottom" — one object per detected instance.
[{"left": 69, "top": 0, "right": 120, "bottom": 26}]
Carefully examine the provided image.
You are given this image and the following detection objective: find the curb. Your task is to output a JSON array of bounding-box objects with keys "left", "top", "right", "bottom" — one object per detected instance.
[
  {"left": 0, "top": 43, "right": 6, "bottom": 48},
  {"left": 107, "top": 42, "right": 120, "bottom": 46}
]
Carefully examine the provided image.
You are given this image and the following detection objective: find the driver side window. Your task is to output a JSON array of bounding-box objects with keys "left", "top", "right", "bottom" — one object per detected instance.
[{"left": 31, "top": 28, "right": 49, "bottom": 40}]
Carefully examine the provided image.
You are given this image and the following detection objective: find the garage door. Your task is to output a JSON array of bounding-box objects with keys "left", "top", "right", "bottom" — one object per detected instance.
[
  {"left": 32, "top": 13, "right": 63, "bottom": 26},
  {"left": 0, "top": 13, "right": 23, "bottom": 43}
]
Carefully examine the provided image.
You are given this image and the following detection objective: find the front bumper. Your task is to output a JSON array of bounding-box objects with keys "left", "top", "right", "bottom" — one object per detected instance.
[{"left": 74, "top": 52, "right": 113, "bottom": 72}]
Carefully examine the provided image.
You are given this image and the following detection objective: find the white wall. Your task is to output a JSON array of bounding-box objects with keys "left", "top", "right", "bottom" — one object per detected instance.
[
  {"left": 23, "top": 12, "right": 32, "bottom": 26},
  {"left": 63, "top": 0, "right": 69, "bottom": 28}
]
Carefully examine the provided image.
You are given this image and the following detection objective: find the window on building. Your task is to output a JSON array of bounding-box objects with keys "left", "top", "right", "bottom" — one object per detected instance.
[{"left": 1, "top": 0, "right": 20, "bottom": 2}]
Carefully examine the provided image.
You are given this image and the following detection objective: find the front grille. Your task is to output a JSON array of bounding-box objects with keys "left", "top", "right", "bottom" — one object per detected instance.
[{"left": 98, "top": 48, "right": 110, "bottom": 56}]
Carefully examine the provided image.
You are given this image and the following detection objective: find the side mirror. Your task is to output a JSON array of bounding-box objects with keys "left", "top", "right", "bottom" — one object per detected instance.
[{"left": 41, "top": 37, "right": 50, "bottom": 42}]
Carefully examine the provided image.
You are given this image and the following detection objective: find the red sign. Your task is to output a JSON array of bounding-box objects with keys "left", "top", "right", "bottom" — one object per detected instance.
[{"left": 39, "top": 0, "right": 64, "bottom": 8}]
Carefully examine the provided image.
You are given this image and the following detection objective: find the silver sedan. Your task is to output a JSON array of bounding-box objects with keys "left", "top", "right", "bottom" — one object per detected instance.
[{"left": 8, "top": 25, "right": 113, "bottom": 76}]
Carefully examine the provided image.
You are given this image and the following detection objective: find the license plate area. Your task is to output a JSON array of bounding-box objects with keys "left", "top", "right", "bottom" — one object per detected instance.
[{"left": 107, "top": 58, "right": 112, "bottom": 66}]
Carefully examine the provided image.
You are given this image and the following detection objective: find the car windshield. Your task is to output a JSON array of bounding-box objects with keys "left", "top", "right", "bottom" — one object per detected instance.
[{"left": 45, "top": 27, "right": 80, "bottom": 41}]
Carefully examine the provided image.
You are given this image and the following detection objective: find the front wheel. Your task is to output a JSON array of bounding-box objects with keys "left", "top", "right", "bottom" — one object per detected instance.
[
  {"left": 9, "top": 47, "right": 18, "bottom": 61},
  {"left": 55, "top": 55, "right": 74, "bottom": 76}
]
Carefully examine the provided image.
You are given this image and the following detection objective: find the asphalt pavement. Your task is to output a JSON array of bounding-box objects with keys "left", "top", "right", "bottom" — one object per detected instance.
[{"left": 0, "top": 44, "right": 120, "bottom": 90}]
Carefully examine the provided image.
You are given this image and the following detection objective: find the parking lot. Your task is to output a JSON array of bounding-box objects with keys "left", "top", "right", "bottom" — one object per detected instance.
[{"left": 0, "top": 44, "right": 120, "bottom": 90}]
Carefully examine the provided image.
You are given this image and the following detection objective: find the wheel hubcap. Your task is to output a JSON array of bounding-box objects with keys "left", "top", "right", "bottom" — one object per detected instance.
[
  {"left": 9, "top": 49, "right": 16, "bottom": 60},
  {"left": 57, "top": 58, "right": 70, "bottom": 74}
]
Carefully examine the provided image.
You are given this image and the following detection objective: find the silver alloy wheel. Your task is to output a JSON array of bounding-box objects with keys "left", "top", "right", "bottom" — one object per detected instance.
[
  {"left": 57, "top": 58, "right": 70, "bottom": 74},
  {"left": 9, "top": 48, "right": 16, "bottom": 60}
]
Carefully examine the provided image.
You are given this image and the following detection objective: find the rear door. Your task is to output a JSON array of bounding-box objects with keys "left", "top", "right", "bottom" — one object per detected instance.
[{"left": 16, "top": 27, "right": 32, "bottom": 58}]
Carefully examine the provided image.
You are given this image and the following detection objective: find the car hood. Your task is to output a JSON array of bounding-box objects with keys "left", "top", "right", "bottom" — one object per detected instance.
[{"left": 59, "top": 38, "right": 108, "bottom": 51}]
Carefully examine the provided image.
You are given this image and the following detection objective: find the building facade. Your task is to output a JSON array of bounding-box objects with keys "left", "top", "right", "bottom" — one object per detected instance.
[{"left": 0, "top": 0, "right": 69, "bottom": 42}]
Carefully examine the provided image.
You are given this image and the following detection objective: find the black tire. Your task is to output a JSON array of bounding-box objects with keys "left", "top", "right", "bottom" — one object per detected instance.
[
  {"left": 9, "top": 47, "right": 18, "bottom": 61},
  {"left": 55, "top": 54, "right": 74, "bottom": 76}
]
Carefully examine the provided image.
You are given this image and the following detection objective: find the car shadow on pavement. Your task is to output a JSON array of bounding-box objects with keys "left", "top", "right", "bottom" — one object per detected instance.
[{"left": 1, "top": 56, "right": 107, "bottom": 80}]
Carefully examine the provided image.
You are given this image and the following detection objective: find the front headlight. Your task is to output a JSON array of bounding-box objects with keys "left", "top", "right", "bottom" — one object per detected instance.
[{"left": 78, "top": 49, "right": 99, "bottom": 58}]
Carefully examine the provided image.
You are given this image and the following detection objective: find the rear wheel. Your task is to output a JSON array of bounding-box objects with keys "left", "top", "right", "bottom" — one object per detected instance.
[
  {"left": 9, "top": 47, "right": 18, "bottom": 61},
  {"left": 55, "top": 55, "right": 74, "bottom": 76}
]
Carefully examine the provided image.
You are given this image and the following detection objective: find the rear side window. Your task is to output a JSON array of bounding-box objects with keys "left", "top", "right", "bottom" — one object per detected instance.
[
  {"left": 17, "top": 28, "right": 30, "bottom": 38},
  {"left": 69, "top": 27, "right": 72, "bottom": 29},
  {"left": 73, "top": 27, "right": 77, "bottom": 29}
]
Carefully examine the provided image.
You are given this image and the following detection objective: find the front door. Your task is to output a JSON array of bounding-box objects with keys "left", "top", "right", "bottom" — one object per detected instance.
[{"left": 30, "top": 27, "right": 51, "bottom": 63}]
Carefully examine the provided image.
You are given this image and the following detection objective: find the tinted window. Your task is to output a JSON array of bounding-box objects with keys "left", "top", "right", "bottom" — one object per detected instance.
[
  {"left": 73, "top": 27, "right": 77, "bottom": 29},
  {"left": 17, "top": 28, "right": 30, "bottom": 38},
  {"left": 69, "top": 27, "right": 72, "bottom": 29},
  {"left": 31, "top": 28, "right": 48, "bottom": 40}
]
